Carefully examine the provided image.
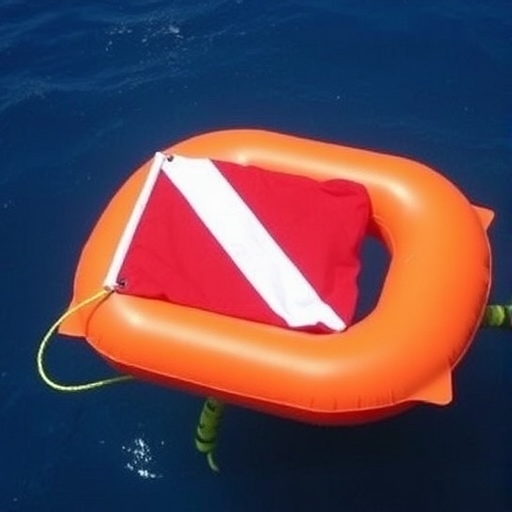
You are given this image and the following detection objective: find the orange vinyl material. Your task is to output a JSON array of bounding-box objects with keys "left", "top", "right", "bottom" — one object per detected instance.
[{"left": 59, "top": 130, "right": 493, "bottom": 425}]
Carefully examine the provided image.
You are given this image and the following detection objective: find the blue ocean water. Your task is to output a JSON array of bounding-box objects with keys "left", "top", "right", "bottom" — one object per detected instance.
[{"left": 1, "top": 0, "right": 511, "bottom": 510}]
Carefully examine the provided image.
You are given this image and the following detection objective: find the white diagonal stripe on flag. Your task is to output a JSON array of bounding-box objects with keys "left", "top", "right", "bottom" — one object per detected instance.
[{"left": 162, "top": 155, "right": 346, "bottom": 331}]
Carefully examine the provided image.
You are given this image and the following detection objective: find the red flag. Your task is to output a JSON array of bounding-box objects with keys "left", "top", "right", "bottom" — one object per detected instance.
[{"left": 105, "top": 154, "right": 370, "bottom": 333}]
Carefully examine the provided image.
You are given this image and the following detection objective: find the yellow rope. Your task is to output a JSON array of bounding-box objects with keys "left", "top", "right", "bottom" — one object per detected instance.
[
  {"left": 195, "top": 397, "right": 225, "bottom": 472},
  {"left": 37, "top": 289, "right": 133, "bottom": 392},
  {"left": 482, "top": 304, "right": 512, "bottom": 329}
]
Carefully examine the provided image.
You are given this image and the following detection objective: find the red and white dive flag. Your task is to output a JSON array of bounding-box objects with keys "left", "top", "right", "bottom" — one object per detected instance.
[{"left": 104, "top": 153, "right": 370, "bottom": 333}]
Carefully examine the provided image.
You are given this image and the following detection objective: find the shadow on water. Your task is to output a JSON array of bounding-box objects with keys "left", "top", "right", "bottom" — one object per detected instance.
[{"left": 355, "top": 236, "right": 390, "bottom": 322}]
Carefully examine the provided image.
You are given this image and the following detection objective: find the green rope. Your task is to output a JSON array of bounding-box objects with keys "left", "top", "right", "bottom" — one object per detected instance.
[
  {"left": 195, "top": 397, "right": 225, "bottom": 472},
  {"left": 481, "top": 304, "right": 512, "bottom": 329}
]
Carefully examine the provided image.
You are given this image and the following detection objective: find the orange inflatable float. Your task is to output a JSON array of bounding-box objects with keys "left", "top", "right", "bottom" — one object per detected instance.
[{"left": 56, "top": 129, "right": 493, "bottom": 425}]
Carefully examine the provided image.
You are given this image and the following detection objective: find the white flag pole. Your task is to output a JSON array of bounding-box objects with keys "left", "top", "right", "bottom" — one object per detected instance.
[{"left": 103, "top": 152, "right": 167, "bottom": 290}]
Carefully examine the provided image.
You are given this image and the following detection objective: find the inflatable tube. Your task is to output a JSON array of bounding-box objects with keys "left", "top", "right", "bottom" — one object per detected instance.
[{"left": 59, "top": 130, "right": 493, "bottom": 425}]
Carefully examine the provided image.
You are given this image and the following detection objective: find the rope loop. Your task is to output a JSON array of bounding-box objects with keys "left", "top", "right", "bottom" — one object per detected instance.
[{"left": 37, "top": 289, "right": 133, "bottom": 392}]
